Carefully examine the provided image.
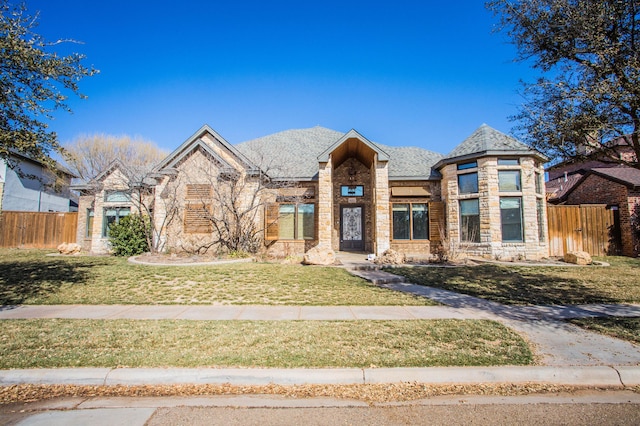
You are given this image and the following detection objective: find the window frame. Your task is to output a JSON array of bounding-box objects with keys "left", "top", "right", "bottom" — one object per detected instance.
[
  {"left": 86, "top": 208, "right": 94, "bottom": 238},
  {"left": 500, "top": 196, "right": 524, "bottom": 242},
  {"left": 457, "top": 161, "right": 477, "bottom": 170},
  {"left": 340, "top": 185, "right": 364, "bottom": 197},
  {"left": 278, "top": 203, "right": 316, "bottom": 241},
  {"left": 459, "top": 198, "right": 480, "bottom": 243},
  {"left": 457, "top": 172, "right": 479, "bottom": 194},
  {"left": 497, "top": 158, "right": 520, "bottom": 166},
  {"left": 391, "top": 202, "right": 429, "bottom": 241},
  {"left": 104, "top": 191, "right": 131, "bottom": 203},
  {"left": 102, "top": 206, "right": 131, "bottom": 237},
  {"left": 498, "top": 170, "right": 522, "bottom": 192},
  {"left": 536, "top": 198, "right": 546, "bottom": 242}
]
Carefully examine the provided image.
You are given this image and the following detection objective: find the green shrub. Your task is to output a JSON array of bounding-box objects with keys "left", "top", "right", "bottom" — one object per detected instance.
[{"left": 108, "top": 214, "right": 150, "bottom": 256}]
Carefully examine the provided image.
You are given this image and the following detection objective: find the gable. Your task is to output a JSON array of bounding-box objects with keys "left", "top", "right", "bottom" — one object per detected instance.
[
  {"left": 317, "top": 129, "right": 390, "bottom": 166},
  {"left": 155, "top": 125, "right": 257, "bottom": 175}
]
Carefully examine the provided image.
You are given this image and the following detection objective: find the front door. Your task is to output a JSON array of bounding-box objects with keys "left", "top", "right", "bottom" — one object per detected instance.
[{"left": 340, "top": 205, "right": 364, "bottom": 251}]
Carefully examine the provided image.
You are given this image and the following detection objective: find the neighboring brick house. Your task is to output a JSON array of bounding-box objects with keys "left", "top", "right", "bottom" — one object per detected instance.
[
  {"left": 75, "top": 123, "right": 549, "bottom": 260},
  {"left": 547, "top": 165, "right": 640, "bottom": 257}
]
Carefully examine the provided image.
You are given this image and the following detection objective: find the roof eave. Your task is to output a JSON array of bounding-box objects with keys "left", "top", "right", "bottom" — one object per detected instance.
[{"left": 435, "top": 149, "right": 548, "bottom": 170}]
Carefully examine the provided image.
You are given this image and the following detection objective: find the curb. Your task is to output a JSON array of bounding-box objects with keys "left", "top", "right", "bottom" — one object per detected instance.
[{"left": 1, "top": 366, "right": 638, "bottom": 387}]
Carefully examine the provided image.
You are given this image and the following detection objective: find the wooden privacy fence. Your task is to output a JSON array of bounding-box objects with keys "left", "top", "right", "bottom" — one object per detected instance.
[
  {"left": 0, "top": 211, "right": 78, "bottom": 249},
  {"left": 547, "top": 204, "right": 615, "bottom": 257}
]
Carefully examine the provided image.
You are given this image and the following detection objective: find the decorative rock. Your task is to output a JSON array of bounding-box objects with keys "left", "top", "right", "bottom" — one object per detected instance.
[
  {"left": 374, "top": 249, "right": 406, "bottom": 265},
  {"left": 564, "top": 251, "right": 592, "bottom": 265},
  {"left": 302, "top": 246, "right": 336, "bottom": 265},
  {"left": 57, "top": 242, "right": 82, "bottom": 255}
]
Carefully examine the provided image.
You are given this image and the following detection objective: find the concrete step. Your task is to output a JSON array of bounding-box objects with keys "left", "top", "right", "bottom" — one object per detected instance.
[{"left": 348, "top": 269, "right": 405, "bottom": 285}]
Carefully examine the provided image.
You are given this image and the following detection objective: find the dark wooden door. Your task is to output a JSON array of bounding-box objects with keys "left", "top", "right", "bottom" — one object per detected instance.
[{"left": 340, "top": 205, "right": 364, "bottom": 251}]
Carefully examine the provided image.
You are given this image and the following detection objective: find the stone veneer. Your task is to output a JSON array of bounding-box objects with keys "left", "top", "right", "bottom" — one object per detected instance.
[{"left": 441, "top": 156, "right": 548, "bottom": 260}]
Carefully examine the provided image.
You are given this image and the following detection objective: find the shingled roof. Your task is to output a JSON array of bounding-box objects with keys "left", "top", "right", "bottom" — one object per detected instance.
[
  {"left": 590, "top": 167, "right": 640, "bottom": 188},
  {"left": 235, "top": 126, "right": 443, "bottom": 180},
  {"left": 435, "top": 124, "right": 545, "bottom": 169}
]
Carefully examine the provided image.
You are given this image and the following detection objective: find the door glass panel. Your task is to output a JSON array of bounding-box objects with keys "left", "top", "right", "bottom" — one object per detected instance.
[{"left": 342, "top": 207, "right": 362, "bottom": 241}]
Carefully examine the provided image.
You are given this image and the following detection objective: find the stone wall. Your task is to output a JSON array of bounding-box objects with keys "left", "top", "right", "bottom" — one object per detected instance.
[{"left": 441, "top": 156, "right": 548, "bottom": 260}]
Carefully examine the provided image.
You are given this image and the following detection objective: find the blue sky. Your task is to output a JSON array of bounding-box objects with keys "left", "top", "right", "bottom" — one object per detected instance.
[{"left": 28, "top": 0, "right": 536, "bottom": 154}]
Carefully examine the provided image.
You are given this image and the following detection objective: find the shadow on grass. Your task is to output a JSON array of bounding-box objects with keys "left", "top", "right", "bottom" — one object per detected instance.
[
  {"left": 391, "top": 264, "right": 621, "bottom": 306},
  {"left": 0, "top": 257, "right": 108, "bottom": 305}
]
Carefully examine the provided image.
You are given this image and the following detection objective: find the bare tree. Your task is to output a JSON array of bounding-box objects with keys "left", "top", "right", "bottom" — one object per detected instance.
[{"left": 64, "top": 134, "right": 167, "bottom": 181}]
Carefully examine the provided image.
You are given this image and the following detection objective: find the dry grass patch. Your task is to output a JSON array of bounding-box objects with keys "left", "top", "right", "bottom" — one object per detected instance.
[
  {"left": 389, "top": 256, "right": 640, "bottom": 306},
  {"left": 568, "top": 317, "right": 640, "bottom": 345},
  {"left": 0, "top": 249, "right": 433, "bottom": 306},
  {"left": 0, "top": 319, "right": 533, "bottom": 368}
]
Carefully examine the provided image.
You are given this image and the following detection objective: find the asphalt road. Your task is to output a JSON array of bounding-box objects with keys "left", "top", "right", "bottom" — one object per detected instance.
[
  {"left": 3, "top": 391, "right": 640, "bottom": 426},
  {"left": 147, "top": 404, "right": 640, "bottom": 426}
]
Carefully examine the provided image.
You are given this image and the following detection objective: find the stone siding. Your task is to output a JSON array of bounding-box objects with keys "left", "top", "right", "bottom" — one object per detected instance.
[{"left": 441, "top": 156, "right": 548, "bottom": 260}]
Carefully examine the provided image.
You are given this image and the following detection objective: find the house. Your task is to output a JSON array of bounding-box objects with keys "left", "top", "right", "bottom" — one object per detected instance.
[
  {"left": 75, "top": 124, "right": 549, "bottom": 260},
  {"left": 546, "top": 161, "right": 640, "bottom": 257},
  {"left": 0, "top": 153, "right": 77, "bottom": 213}
]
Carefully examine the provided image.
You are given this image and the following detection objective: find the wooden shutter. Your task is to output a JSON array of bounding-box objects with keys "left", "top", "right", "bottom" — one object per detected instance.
[
  {"left": 186, "top": 184, "right": 213, "bottom": 200},
  {"left": 429, "top": 201, "right": 445, "bottom": 243},
  {"left": 265, "top": 203, "right": 279, "bottom": 241},
  {"left": 184, "top": 203, "right": 212, "bottom": 233}
]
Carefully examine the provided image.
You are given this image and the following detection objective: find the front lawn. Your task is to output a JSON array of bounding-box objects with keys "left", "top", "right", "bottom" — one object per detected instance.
[
  {"left": 0, "top": 249, "right": 434, "bottom": 306},
  {"left": 0, "top": 319, "right": 533, "bottom": 368},
  {"left": 567, "top": 317, "right": 640, "bottom": 345},
  {"left": 389, "top": 257, "right": 640, "bottom": 306}
]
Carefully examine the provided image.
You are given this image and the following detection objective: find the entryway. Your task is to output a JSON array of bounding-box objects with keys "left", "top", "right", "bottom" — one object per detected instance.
[{"left": 340, "top": 205, "right": 364, "bottom": 251}]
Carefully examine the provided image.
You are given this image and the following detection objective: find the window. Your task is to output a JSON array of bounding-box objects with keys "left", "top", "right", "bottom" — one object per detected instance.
[
  {"left": 498, "top": 170, "right": 521, "bottom": 192},
  {"left": 537, "top": 199, "right": 546, "bottom": 242},
  {"left": 341, "top": 185, "right": 364, "bottom": 197},
  {"left": 86, "top": 209, "right": 94, "bottom": 238},
  {"left": 459, "top": 199, "right": 480, "bottom": 242},
  {"left": 535, "top": 172, "right": 543, "bottom": 194},
  {"left": 458, "top": 172, "right": 478, "bottom": 194},
  {"left": 104, "top": 191, "right": 130, "bottom": 203},
  {"left": 457, "top": 161, "right": 477, "bottom": 170},
  {"left": 392, "top": 203, "right": 429, "bottom": 240},
  {"left": 278, "top": 204, "right": 315, "bottom": 240},
  {"left": 102, "top": 207, "right": 130, "bottom": 237},
  {"left": 498, "top": 158, "right": 519, "bottom": 166},
  {"left": 500, "top": 197, "right": 523, "bottom": 242}
]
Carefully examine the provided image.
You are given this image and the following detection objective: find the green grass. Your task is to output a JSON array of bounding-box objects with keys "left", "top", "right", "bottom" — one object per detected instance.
[
  {"left": 0, "top": 249, "right": 434, "bottom": 306},
  {"left": 0, "top": 319, "right": 533, "bottom": 368},
  {"left": 388, "top": 256, "right": 640, "bottom": 306},
  {"left": 568, "top": 317, "right": 640, "bottom": 345}
]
